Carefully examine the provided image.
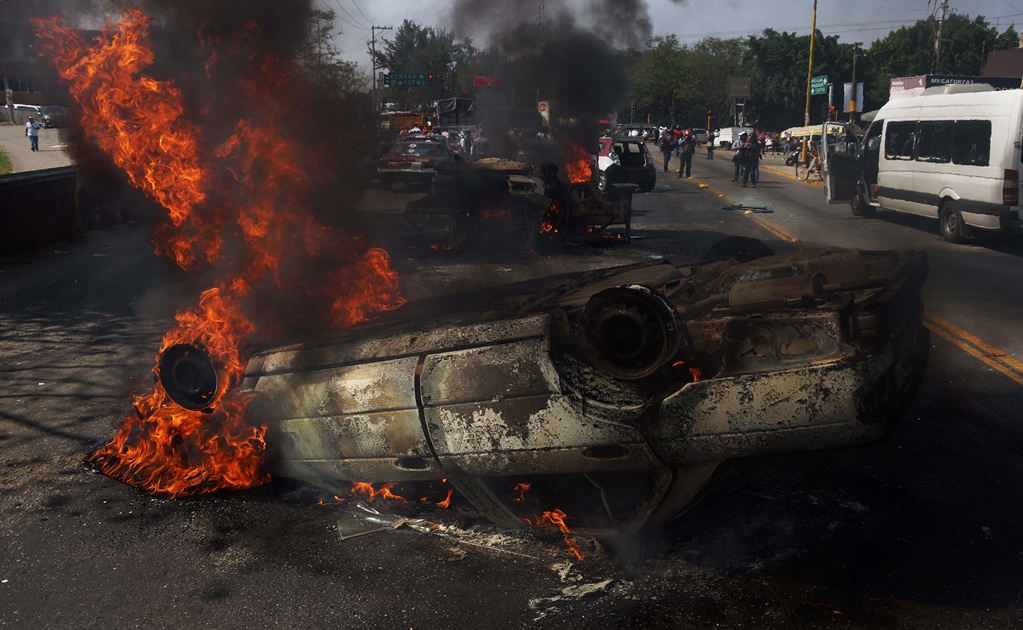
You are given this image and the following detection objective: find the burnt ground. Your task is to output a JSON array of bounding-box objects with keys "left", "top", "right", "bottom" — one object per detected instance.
[{"left": 2, "top": 171, "right": 1023, "bottom": 628}]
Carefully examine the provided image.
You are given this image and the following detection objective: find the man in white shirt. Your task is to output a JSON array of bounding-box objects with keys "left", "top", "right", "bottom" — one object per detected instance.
[{"left": 25, "top": 116, "right": 40, "bottom": 152}]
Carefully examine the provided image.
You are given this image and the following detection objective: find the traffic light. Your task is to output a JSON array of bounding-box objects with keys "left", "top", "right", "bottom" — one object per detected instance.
[
  {"left": 427, "top": 73, "right": 434, "bottom": 87},
  {"left": 383, "top": 73, "right": 390, "bottom": 87}
]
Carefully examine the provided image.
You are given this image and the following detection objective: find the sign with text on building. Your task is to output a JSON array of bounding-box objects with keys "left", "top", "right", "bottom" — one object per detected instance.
[
  {"left": 473, "top": 75, "right": 506, "bottom": 87},
  {"left": 810, "top": 75, "right": 828, "bottom": 95}
]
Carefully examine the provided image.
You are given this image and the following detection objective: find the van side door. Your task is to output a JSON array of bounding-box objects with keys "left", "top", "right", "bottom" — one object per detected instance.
[{"left": 821, "top": 122, "right": 861, "bottom": 204}]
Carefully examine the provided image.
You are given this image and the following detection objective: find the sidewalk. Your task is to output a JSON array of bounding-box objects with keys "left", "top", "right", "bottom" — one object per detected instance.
[{"left": 0, "top": 121, "right": 75, "bottom": 173}]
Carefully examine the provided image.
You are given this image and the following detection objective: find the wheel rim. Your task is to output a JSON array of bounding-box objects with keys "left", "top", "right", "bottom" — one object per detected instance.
[{"left": 944, "top": 209, "right": 958, "bottom": 235}]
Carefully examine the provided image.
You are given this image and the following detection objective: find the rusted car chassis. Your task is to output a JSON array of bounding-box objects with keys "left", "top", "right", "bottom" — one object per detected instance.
[
  {"left": 403, "top": 159, "right": 632, "bottom": 248},
  {"left": 162, "top": 247, "right": 929, "bottom": 535}
]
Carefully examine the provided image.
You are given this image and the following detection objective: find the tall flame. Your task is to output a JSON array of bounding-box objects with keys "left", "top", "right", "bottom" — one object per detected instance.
[
  {"left": 561, "top": 142, "right": 593, "bottom": 184},
  {"left": 34, "top": 11, "right": 404, "bottom": 498}
]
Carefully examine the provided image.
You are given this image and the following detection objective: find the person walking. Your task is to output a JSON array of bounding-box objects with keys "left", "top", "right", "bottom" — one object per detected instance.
[
  {"left": 731, "top": 132, "right": 747, "bottom": 182},
  {"left": 740, "top": 135, "right": 762, "bottom": 188},
  {"left": 25, "top": 116, "right": 40, "bottom": 152},
  {"left": 677, "top": 129, "right": 696, "bottom": 178},
  {"left": 658, "top": 128, "right": 674, "bottom": 173}
]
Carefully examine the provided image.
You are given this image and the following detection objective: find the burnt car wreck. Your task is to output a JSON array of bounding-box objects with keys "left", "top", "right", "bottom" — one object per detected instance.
[
  {"left": 160, "top": 246, "right": 929, "bottom": 535},
  {"left": 403, "top": 158, "right": 632, "bottom": 249}
]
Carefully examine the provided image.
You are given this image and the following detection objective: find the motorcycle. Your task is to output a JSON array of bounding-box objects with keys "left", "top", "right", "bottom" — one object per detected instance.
[{"left": 784, "top": 149, "right": 800, "bottom": 166}]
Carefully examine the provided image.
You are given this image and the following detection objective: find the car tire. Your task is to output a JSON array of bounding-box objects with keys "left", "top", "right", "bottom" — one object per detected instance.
[
  {"left": 851, "top": 185, "right": 875, "bottom": 217},
  {"left": 939, "top": 200, "right": 965, "bottom": 244}
]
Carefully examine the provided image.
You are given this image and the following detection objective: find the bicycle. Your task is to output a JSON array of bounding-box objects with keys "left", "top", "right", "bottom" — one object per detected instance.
[{"left": 794, "top": 150, "right": 822, "bottom": 181}]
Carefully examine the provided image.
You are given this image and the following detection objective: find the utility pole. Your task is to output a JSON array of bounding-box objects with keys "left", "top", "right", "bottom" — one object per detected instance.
[
  {"left": 932, "top": 0, "right": 948, "bottom": 74},
  {"left": 803, "top": 0, "right": 818, "bottom": 127},
  {"left": 802, "top": 0, "right": 819, "bottom": 165},
  {"left": 849, "top": 42, "right": 861, "bottom": 123},
  {"left": 371, "top": 25, "right": 392, "bottom": 114}
]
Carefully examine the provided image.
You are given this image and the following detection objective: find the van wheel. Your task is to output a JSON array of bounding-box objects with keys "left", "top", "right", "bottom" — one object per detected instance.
[
  {"left": 939, "top": 201, "right": 965, "bottom": 244},
  {"left": 851, "top": 187, "right": 874, "bottom": 217}
]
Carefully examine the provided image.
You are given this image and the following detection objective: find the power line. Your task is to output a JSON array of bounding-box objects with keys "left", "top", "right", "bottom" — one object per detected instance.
[
  {"left": 327, "top": 0, "right": 371, "bottom": 30},
  {"left": 351, "top": 0, "right": 372, "bottom": 26}
]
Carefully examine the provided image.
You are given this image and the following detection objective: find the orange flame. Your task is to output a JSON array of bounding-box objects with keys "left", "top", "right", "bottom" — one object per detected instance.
[
  {"left": 34, "top": 11, "right": 405, "bottom": 498},
  {"left": 562, "top": 142, "right": 592, "bottom": 184},
  {"left": 514, "top": 481, "right": 531, "bottom": 502},
  {"left": 350, "top": 482, "right": 409, "bottom": 505},
  {"left": 528, "top": 508, "right": 584, "bottom": 560},
  {"left": 436, "top": 489, "right": 454, "bottom": 509}
]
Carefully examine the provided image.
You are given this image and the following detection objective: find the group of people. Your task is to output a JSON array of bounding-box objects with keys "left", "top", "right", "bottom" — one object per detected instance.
[
  {"left": 657, "top": 126, "right": 699, "bottom": 179},
  {"left": 730, "top": 132, "right": 764, "bottom": 188}
]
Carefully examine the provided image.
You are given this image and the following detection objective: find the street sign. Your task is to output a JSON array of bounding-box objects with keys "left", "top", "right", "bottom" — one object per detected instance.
[
  {"left": 727, "top": 76, "right": 751, "bottom": 98},
  {"left": 810, "top": 75, "right": 828, "bottom": 96},
  {"left": 388, "top": 72, "right": 429, "bottom": 88},
  {"left": 537, "top": 101, "right": 548, "bottom": 113}
]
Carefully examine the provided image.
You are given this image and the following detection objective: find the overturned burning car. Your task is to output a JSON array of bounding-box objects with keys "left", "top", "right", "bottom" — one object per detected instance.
[{"left": 158, "top": 245, "right": 930, "bottom": 535}]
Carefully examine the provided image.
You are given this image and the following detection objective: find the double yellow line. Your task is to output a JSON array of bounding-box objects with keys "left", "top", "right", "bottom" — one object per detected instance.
[{"left": 924, "top": 312, "right": 1023, "bottom": 387}]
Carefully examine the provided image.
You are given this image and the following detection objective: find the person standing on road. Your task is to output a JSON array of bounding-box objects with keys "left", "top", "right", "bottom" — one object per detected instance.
[
  {"left": 25, "top": 116, "right": 40, "bottom": 152},
  {"left": 731, "top": 132, "right": 747, "bottom": 182},
  {"left": 740, "top": 135, "right": 762, "bottom": 188},
  {"left": 658, "top": 128, "right": 674, "bottom": 173},
  {"left": 677, "top": 129, "right": 696, "bottom": 178}
]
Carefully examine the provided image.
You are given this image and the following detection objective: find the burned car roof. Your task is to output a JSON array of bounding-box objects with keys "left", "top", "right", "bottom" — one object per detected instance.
[{"left": 213, "top": 246, "right": 929, "bottom": 535}]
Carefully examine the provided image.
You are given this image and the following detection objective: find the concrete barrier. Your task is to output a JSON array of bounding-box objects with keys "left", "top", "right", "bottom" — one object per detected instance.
[{"left": 0, "top": 166, "right": 137, "bottom": 257}]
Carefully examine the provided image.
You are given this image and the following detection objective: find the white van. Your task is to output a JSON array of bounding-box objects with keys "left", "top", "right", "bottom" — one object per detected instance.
[{"left": 822, "top": 85, "right": 1023, "bottom": 243}]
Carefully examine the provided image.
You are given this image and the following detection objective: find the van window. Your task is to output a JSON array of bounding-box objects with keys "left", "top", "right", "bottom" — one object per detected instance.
[
  {"left": 916, "top": 121, "right": 953, "bottom": 163},
  {"left": 951, "top": 120, "right": 991, "bottom": 167},
  {"left": 885, "top": 121, "right": 916, "bottom": 160}
]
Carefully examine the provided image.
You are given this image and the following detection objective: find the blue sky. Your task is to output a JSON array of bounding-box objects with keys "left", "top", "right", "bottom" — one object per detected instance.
[{"left": 318, "top": 0, "right": 1023, "bottom": 73}]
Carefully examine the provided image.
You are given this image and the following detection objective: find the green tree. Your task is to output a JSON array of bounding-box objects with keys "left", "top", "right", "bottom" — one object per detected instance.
[
  {"left": 373, "top": 20, "right": 476, "bottom": 110},
  {"left": 296, "top": 9, "right": 368, "bottom": 97}
]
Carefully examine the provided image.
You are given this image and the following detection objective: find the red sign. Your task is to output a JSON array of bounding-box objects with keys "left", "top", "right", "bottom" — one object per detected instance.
[{"left": 473, "top": 75, "right": 505, "bottom": 88}]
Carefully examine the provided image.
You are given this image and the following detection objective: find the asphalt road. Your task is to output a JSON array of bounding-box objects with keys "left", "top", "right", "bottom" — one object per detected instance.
[
  {"left": 0, "top": 121, "right": 73, "bottom": 172},
  {"left": 2, "top": 147, "right": 1023, "bottom": 628}
]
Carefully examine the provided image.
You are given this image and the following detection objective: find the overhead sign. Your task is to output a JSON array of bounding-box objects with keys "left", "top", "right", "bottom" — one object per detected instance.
[
  {"left": 389, "top": 72, "right": 429, "bottom": 88},
  {"left": 727, "top": 76, "right": 751, "bottom": 98},
  {"left": 810, "top": 75, "right": 828, "bottom": 95},
  {"left": 473, "top": 75, "right": 506, "bottom": 88}
]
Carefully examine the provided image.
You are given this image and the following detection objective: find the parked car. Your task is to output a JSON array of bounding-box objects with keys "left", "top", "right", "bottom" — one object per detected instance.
[
  {"left": 38, "top": 105, "right": 69, "bottom": 128},
  {"left": 376, "top": 140, "right": 456, "bottom": 190},
  {"left": 691, "top": 128, "right": 709, "bottom": 144},
  {"left": 595, "top": 136, "right": 656, "bottom": 193}
]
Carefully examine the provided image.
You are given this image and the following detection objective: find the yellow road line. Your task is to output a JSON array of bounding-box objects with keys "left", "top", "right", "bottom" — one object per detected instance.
[
  {"left": 924, "top": 313, "right": 1023, "bottom": 385},
  {"left": 662, "top": 150, "right": 1022, "bottom": 388},
  {"left": 760, "top": 163, "right": 824, "bottom": 187},
  {"left": 746, "top": 213, "right": 802, "bottom": 244}
]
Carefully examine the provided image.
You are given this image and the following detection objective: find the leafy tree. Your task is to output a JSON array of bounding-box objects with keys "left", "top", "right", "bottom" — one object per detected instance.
[
  {"left": 863, "top": 13, "right": 1012, "bottom": 106},
  {"left": 296, "top": 9, "right": 368, "bottom": 97},
  {"left": 373, "top": 20, "right": 476, "bottom": 110}
]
